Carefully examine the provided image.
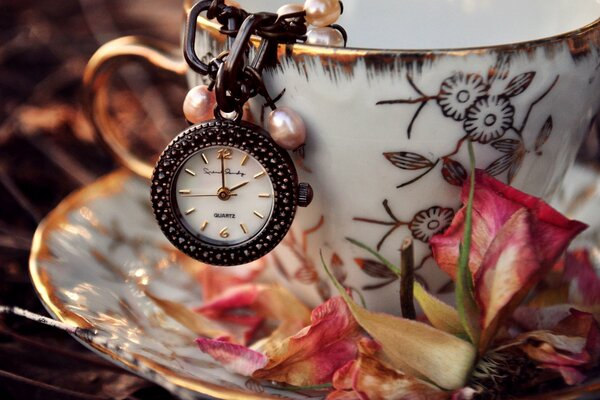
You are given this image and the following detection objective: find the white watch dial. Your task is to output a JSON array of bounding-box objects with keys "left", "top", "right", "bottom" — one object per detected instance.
[{"left": 175, "top": 146, "right": 275, "bottom": 246}]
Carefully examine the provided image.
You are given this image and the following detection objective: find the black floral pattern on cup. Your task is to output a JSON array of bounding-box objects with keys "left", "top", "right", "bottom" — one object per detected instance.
[
  {"left": 408, "top": 206, "right": 455, "bottom": 243},
  {"left": 376, "top": 56, "right": 559, "bottom": 188},
  {"left": 464, "top": 95, "right": 515, "bottom": 144},
  {"left": 355, "top": 58, "right": 560, "bottom": 266},
  {"left": 437, "top": 73, "right": 487, "bottom": 121},
  {"left": 354, "top": 200, "right": 454, "bottom": 251}
]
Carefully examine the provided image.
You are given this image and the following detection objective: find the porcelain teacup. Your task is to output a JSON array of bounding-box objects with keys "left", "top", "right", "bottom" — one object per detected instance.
[{"left": 84, "top": 0, "right": 600, "bottom": 313}]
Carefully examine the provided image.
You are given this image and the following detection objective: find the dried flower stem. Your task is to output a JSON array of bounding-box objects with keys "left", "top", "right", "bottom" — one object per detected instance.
[{"left": 400, "top": 237, "right": 416, "bottom": 320}]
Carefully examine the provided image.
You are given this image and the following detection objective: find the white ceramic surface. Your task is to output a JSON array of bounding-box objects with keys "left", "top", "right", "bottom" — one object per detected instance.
[{"left": 29, "top": 163, "right": 600, "bottom": 399}]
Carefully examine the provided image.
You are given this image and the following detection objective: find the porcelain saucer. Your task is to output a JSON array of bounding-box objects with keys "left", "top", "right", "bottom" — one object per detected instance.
[{"left": 29, "top": 165, "right": 600, "bottom": 400}]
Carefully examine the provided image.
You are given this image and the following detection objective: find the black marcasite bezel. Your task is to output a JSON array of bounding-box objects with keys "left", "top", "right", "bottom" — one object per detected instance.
[{"left": 151, "top": 119, "right": 298, "bottom": 266}]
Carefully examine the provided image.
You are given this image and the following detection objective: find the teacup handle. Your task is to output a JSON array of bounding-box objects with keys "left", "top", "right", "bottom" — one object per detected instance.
[{"left": 83, "top": 36, "right": 187, "bottom": 179}]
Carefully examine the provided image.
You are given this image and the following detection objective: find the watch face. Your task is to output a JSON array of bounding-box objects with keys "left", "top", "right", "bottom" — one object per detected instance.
[
  {"left": 174, "top": 146, "right": 275, "bottom": 246},
  {"left": 151, "top": 120, "right": 300, "bottom": 266}
]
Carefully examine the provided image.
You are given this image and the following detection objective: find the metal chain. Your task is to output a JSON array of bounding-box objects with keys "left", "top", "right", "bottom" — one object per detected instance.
[{"left": 184, "top": 0, "right": 309, "bottom": 116}]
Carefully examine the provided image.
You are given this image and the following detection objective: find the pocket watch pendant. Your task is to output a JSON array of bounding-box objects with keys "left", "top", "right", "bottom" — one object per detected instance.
[{"left": 151, "top": 119, "right": 313, "bottom": 266}]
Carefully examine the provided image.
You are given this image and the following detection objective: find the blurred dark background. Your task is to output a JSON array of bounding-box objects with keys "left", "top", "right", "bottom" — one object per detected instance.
[{"left": 0, "top": 0, "right": 186, "bottom": 398}]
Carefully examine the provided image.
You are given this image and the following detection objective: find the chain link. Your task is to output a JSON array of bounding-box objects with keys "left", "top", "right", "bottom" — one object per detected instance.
[{"left": 184, "top": 0, "right": 309, "bottom": 115}]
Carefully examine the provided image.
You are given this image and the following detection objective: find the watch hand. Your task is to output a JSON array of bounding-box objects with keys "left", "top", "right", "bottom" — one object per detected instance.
[
  {"left": 229, "top": 181, "right": 249, "bottom": 192},
  {"left": 220, "top": 156, "right": 226, "bottom": 189},
  {"left": 181, "top": 193, "right": 238, "bottom": 197}
]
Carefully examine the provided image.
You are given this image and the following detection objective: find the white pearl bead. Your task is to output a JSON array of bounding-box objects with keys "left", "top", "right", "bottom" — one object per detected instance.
[
  {"left": 183, "top": 85, "right": 215, "bottom": 124},
  {"left": 267, "top": 107, "right": 306, "bottom": 150},
  {"left": 277, "top": 3, "right": 304, "bottom": 16},
  {"left": 304, "top": 0, "right": 341, "bottom": 27},
  {"left": 306, "top": 27, "right": 344, "bottom": 47}
]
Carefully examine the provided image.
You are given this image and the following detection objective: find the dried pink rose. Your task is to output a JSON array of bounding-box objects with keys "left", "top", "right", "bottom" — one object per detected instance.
[
  {"left": 430, "top": 170, "right": 587, "bottom": 353},
  {"left": 328, "top": 339, "right": 448, "bottom": 400},
  {"left": 196, "top": 296, "right": 363, "bottom": 387}
]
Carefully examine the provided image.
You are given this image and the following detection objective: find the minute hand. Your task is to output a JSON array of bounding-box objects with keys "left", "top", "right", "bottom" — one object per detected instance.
[
  {"left": 229, "top": 181, "right": 249, "bottom": 192},
  {"left": 220, "top": 157, "right": 226, "bottom": 189},
  {"left": 181, "top": 193, "right": 238, "bottom": 197}
]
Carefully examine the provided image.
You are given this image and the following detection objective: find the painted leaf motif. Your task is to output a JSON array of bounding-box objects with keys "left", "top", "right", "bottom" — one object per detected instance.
[
  {"left": 507, "top": 153, "right": 524, "bottom": 184},
  {"left": 487, "top": 56, "right": 511, "bottom": 84},
  {"left": 486, "top": 153, "right": 515, "bottom": 177},
  {"left": 491, "top": 138, "right": 522, "bottom": 154},
  {"left": 503, "top": 72, "right": 536, "bottom": 97},
  {"left": 354, "top": 258, "right": 397, "bottom": 279},
  {"left": 384, "top": 152, "right": 434, "bottom": 170},
  {"left": 442, "top": 158, "right": 468, "bottom": 187},
  {"left": 330, "top": 252, "right": 347, "bottom": 283},
  {"left": 535, "top": 116, "right": 553, "bottom": 154},
  {"left": 295, "top": 266, "right": 319, "bottom": 283},
  {"left": 317, "top": 279, "right": 332, "bottom": 301}
]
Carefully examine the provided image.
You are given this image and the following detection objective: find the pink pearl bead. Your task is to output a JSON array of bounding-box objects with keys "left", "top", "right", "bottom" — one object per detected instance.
[
  {"left": 267, "top": 107, "right": 306, "bottom": 150},
  {"left": 304, "top": 0, "right": 341, "bottom": 27},
  {"left": 306, "top": 27, "right": 344, "bottom": 47},
  {"left": 277, "top": 3, "right": 304, "bottom": 16},
  {"left": 183, "top": 85, "right": 215, "bottom": 124}
]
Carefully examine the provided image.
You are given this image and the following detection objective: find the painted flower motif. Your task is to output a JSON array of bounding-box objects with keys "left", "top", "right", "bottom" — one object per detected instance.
[
  {"left": 409, "top": 206, "right": 455, "bottom": 243},
  {"left": 437, "top": 73, "right": 487, "bottom": 121},
  {"left": 464, "top": 96, "right": 515, "bottom": 143}
]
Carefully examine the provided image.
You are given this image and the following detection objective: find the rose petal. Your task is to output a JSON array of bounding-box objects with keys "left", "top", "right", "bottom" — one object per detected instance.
[
  {"left": 195, "top": 337, "right": 268, "bottom": 376},
  {"left": 553, "top": 309, "right": 600, "bottom": 365},
  {"left": 340, "top": 294, "right": 475, "bottom": 389},
  {"left": 196, "top": 260, "right": 266, "bottom": 301},
  {"left": 197, "top": 284, "right": 259, "bottom": 317},
  {"left": 475, "top": 208, "right": 539, "bottom": 353},
  {"left": 451, "top": 387, "right": 478, "bottom": 400},
  {"left": 564, "top": 249, "right": 600, "bottom": 307},
  {"left": 512, "top": 305, "right": 575, "bottom": 332},
  {"left": 197, "top": 283, "right": 311, "bottom": 324},
  {"left": 430, "top": 207, "right": 492, "bottom": 279},
  {"left": 540, "top": 365, "right": 586, "bottom": 385},
  {"left": 470, "top": 171, "right": 587, "bottom": 269},
  {"left": 413, "top": 282, "right": 464, "bottom": 335},
  {"left": 251, "top": 296, "right": 362, "bottom": 386},
  {"left": 519, "top": 331, "right": 589, "bottom": 366},
  {"left": 328, "top": 340, "right": 448, "bottom": 400},
  {"left": 145, "top": 291, "right": 250, "bottom": 343},
  {"left": 194, "top": 283, "right": 311, "bottom": 345},
  {"left": 254, "top": 284, "right": 312, "bottom": 324},
  {"left": 431, "top": 170, "right": 587, "bottom": 280}
]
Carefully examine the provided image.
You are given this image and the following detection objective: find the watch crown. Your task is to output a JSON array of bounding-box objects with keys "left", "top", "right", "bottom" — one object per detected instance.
[{"left": 297, "top": 182, "right": 313, "bottom": 207}]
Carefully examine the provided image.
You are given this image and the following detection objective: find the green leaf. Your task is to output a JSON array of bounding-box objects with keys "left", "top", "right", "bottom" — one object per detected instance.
[{"left": 455, "top": 141, "right": 481, "bottom": 345}]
